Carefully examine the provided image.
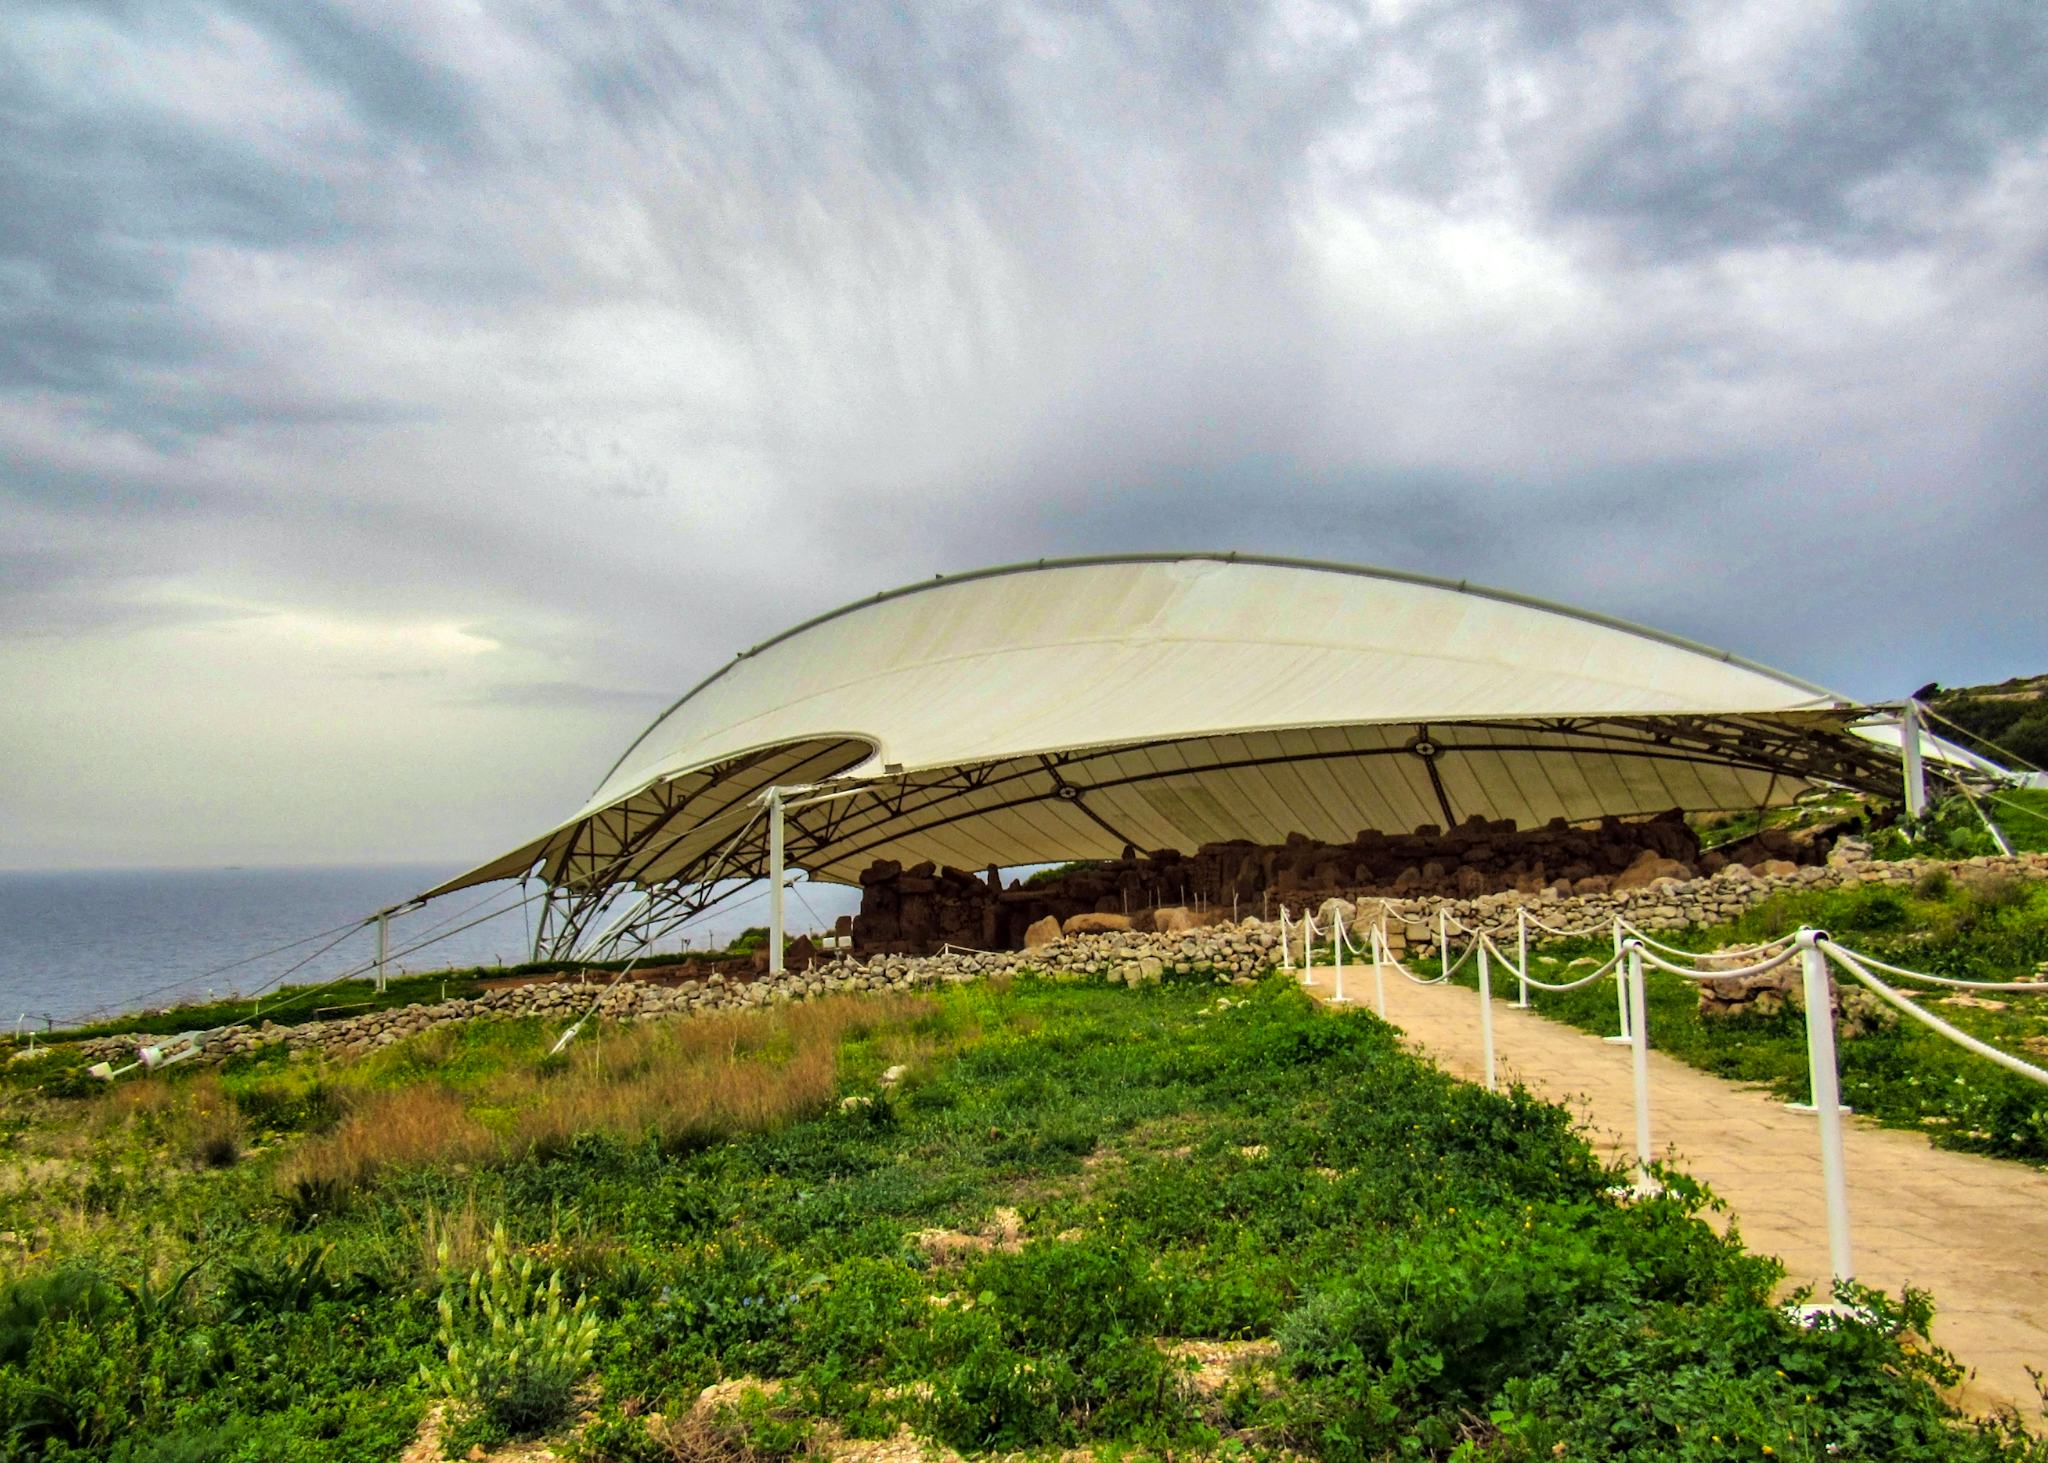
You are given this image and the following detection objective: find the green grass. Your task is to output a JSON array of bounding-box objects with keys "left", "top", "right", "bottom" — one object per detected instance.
[
  {"left": 1428, "top": 876, "right": 2048, "bottom": 1164},
  {"left": 0, "top": 973, "right": 2041, "bottom": 1460},
  {"left": 1986, "top": 788, "right": 2048, "bottom": 852},
  {"left": 1870, "top": 791, "right": 2048, "bottom": 861}
]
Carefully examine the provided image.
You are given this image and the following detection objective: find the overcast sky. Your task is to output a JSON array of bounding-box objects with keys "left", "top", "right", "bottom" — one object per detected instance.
[{"left": 3, "top": 0, "right": 2045, "bottom": 873}]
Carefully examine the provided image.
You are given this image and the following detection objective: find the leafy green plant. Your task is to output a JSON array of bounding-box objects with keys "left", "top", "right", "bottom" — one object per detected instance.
[
  {"left": 114, "top": 1257, "right": 210, "bottom": 1344},
  {"left": 0, "top": 1265, "right": 120, "bottom": 1365},
  {"left": 425, "top": 1220, "right": 599, "bottom": 1438},
  {"left": 221, "top": 1244, "right": 382, "bottom": 1320}
]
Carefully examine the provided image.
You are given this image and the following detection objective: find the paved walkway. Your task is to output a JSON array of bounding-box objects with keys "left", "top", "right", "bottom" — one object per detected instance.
[{"left": 1298, "top": 960, "right": 2048, "bottom": 1423}]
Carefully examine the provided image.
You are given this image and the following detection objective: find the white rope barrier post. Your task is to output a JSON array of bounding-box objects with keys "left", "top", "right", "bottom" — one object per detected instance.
[
  {"left": 1798, "top": 929, "right": 1855, "bottom": 1288},
  {"left": 1437, "top": 906, "right": 1449, "bottom": 974},
  {"left": 1514, "top": 908, "right": 1531, "bottom": 1007},
  {"left": 1302, "top": 911, "right": 1316, "bottom": 985},
  {"left": 767, "top": 786, "right": 787, "bottom": 977},
  {"left": 374, "top": 910, "right": 389, "bottom": 996},
  {"left": 1623, "top": 939, "right": 1657, "bottom": 1195},
  {"left": 1279, "top": 907, "right": 1293, "bottom": 973},
  {"left": 1330, "top": 906, "right": 1351, "bottom": 1005},
  {"left": 1604, "top": 914, "right": 1633, "bottom": 1045},
  {"left": 1372, "top": 920, "right": 1388, "bottom": 1016},
  {"left": 1477, "top": 937, "right": 1497, "bottom": 1091}
]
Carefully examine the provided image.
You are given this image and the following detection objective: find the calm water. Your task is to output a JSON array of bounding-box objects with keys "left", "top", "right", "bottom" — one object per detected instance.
[{"left": 0, "top": 865, "right": 537, "bottom": 1029}]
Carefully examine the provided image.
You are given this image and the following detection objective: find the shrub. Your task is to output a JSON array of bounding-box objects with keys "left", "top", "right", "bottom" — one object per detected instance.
[
  {"left": 0, "top": 1265, "right": 120, "bottom": 1366},
  {"left": 188, "top": 1102, "right": 244, "bottom": 1168},
  {"left": 1914, "top": 867, "right": 1954, "bottom": 900},
  {"left": 425, "top": 1221, "right": 599, "bottom": 1438},
  {"left": 221, "top": 1244, "right": 382, "bottom": 1320},
  {"left": 657, "top": 1384, "right": 818, "bottom": 1463}
]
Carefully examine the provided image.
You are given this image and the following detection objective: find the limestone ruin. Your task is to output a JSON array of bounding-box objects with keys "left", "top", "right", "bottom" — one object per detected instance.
[{"left": 847, "top": 810, "right": 1837, "bottom": 956}]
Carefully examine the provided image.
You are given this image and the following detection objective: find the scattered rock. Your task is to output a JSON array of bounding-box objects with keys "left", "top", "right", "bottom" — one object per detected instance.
[
  {"left": 1939, "top": 993, "right": 2010, "bottom": 1012},
  {"left": 1062, "top": 912, "right": 1134, "bottom": 935}
]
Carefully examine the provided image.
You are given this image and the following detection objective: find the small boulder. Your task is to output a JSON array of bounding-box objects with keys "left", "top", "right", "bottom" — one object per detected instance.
[
  {"left": 1063, "top": 912, "right": 1133, "bottom": 935},
  {"left": 1152, "top": 906, "right": 1197, "bottom": 934},
  {"left": 1614, "top": 850, "right": 1692, "bottom": 891},
  {"left": 1023, "top": 915, "right": 1063, "bottom": 950}
]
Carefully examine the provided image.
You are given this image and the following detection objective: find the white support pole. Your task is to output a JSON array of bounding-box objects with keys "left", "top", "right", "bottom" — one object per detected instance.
[
  {"left": 1515, "top": 908, "right": 1530, "bottom": 1008},
  {"left": 767, "top": 787, "right": 787, "bottom": 977},
  {"left": 1301, "top": 910, "right": 1316, "bottom": 984},
  {"left": 1372, "top": 921, "right": 1387, "bottom": 1017},
  {"left": 1280, "top": 907, "right": 1293, "bottom": 972},
  {"left": 1625, "top": 941, "right": 1655, "bottom": 1190},
  {"left": 1901, "top": 700, "right": 1928, "bottom": 821},
  {"left": 1477, "top": 938, "right": 1497, "bottom": 1092},
  {"left": 1437, "top": 906, "right": 1448, "bottom": 972},
  {"left": 374, "top": 911, "right": 389, "bottom": 996},
  {"left": 1798, "top": 930, "right": 1855, "bottom": 1287},
  {"left": 1961, "top": 785, "right": 2013, "bottom": 856},
  {"left": 1605, "top": 915, "right": 1633, "bottom": 1044},
  {"left": 1330, "top": 906, "right": 1350, "bottom": 1004}
]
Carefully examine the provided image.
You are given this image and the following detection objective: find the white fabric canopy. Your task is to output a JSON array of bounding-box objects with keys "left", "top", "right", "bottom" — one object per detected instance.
[{"left": 427, "top": 555, "right": 1906, "bottom": 906}]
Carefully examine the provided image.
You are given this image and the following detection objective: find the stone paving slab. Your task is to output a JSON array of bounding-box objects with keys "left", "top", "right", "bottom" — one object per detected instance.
[{"left": 1298, "top": 961, "right": 2048, "bottom": 1424}]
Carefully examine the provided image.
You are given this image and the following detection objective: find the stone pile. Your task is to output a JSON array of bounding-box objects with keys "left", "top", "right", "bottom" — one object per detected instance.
[
  {"left": 45, "top": 845, "right": 2048, "bottom": 1071},
  {"left": 1692, "top": 949, "right": 1897, "bottom": 1037}
]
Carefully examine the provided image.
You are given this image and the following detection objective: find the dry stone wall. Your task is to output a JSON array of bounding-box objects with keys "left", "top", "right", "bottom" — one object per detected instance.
[{"left": 50, "top": 845, "right": 2048, "bottom": 1071}]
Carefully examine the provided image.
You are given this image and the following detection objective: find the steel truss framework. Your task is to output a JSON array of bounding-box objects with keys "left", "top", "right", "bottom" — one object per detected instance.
[{"left": 525, "top": 708, "right": 1945, "bottom": 961}]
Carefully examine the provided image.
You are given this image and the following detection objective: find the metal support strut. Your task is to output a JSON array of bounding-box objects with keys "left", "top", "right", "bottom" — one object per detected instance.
[
  {"left": 767, "top": 787, "right": 786, "bottom": 976},
  {"left": 1901, "top": 700, "right": 1928, "bottom": 821}
]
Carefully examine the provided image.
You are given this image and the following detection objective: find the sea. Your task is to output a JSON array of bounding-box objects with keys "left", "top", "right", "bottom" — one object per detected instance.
[
  {"left": 0, "top": 865, "right": 538, "bottom": 1030},
  {"left": 0, "top": 864, "right": 861, "bottom": 1031}
]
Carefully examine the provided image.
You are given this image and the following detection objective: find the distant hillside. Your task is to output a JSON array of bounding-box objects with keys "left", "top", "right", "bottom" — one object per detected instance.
[{"left": 1918, "top": 672, "right": 2048, "bottom": 771}]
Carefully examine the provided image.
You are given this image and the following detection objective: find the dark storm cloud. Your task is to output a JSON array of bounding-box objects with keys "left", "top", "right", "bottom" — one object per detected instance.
[
  {"left": 1, "top": 0, "right": 2046, "bottom": 866},
  {"left": 218, "top": 0, "right": 477, "bottom": 149},
  {"left": 1544, "top": 1, "right": 2048, "bottom": 257}
]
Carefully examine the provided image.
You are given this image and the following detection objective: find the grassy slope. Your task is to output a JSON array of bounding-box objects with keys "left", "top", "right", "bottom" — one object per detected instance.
[
  {"left": 1432, "top": 875, "right": 2048, "bottom": 1164},
  {"left": 1, "top": 976, "right": 2041, "bottom": 1462}
]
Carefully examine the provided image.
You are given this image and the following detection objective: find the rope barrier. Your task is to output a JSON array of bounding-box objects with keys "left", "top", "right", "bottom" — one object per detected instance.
[
  {"left": 1436, "top": 909, "right": 1516, "bottom": 940},
  {"left": 1614, "top": 920, "right": 1799, "bottom": 962},
  {"left": 1520, "top": 910, "right": 1613, "bottom": 939},
  {"left": 1631, "top": 939, "right": 1805, "bottom": 983},
  {"left": 1816, "top": 946, "right": 2048, "bottom": 994},
  {"left": 1439, "top": 931, "right": 1482, "bottom": 979},
  {"left": 1371, "top": 925, "right": 1451, "bottom": 986},
  {"left": 1300, "top": 909, "right": 2048, "bottom": 1292},
  {"left": 1823, "top": 943, "right": 2048, "bottom": 1088},
  {"left": 1481, "top": 933, "right": 1621, "bottom": 993}
]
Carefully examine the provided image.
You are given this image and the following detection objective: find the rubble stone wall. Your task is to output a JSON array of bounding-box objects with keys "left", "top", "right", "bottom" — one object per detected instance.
[{"left": 51, "top": 845, "right": 2047, "bottom": 1071}]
